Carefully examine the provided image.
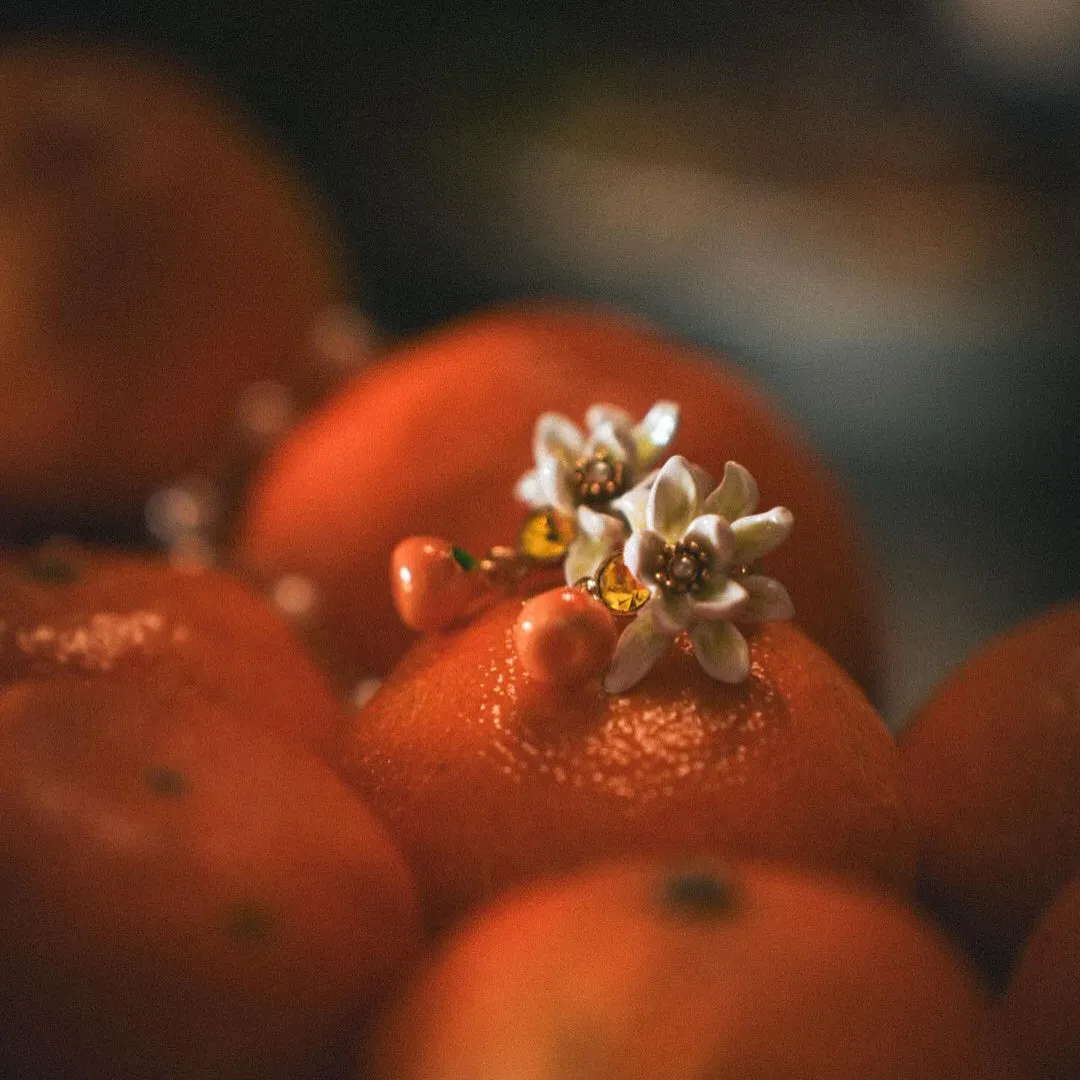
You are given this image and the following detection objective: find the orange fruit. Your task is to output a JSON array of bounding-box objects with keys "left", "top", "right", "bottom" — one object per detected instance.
[
  {"left": 996, "top": 878, "right": 1080, "bottom": 1080},
  {"left": 900, "top": 601, "right": 1080, "bottom": 982},
  {"left": 0, "top": 41, "right": 344, "bottom": 535},
  {"left": 339, "top": 600, "right": 913, "bottom": 935},
  {"left": 0, "top": 677, "right": 420, "bottom": 1080},
  {"left": 238, "top": 302, "right": 881, "bottom": 695},
  {"left": 0, "top": 542, "right": 350, "bottom": 757},
  {"left": 363, "top": 857, "right": 1021, "bottom": 1080}
]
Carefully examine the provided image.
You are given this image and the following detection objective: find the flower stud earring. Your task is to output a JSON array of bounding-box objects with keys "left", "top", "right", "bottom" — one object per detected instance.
[{"left": 599, "top": 455, "right": 793, "bottom": 693}]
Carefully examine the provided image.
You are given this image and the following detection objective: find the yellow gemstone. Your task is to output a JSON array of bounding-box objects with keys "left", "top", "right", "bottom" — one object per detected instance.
[
  {"left": 518, "top": 508, "right": 577, "bottom": 563},
  {"left": 596, "top": 554, "right": 651, "bottom": 614}
]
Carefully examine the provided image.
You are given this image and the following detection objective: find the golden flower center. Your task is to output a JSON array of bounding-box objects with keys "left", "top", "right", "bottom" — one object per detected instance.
[
  {"left": 653, "top": 539, "right": 712, "bottom": 595},
  {"left": 573, "top": 448, "right": 626, "bottom": 506}
]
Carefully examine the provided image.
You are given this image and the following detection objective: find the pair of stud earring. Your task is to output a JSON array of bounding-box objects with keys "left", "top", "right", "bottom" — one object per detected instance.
[{"left": 391, "top": 401, "right": 795, "bottom": 695}]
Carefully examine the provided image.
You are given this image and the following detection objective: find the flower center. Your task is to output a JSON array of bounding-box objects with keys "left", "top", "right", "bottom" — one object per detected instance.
[
  {"left": 653, "top": 539, "right": 712, "bottom": 595},
  {"left": 573, "top": 448, "right": 626, "bottom": 506}
]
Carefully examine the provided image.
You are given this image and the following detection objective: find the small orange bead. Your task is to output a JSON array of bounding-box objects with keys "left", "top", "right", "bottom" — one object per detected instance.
[
  {"left": 514, "top": 587, "right": 618, "bottom": 686},
  {"left": 390, "top": 536, "right": 484, "bottom": 632}
]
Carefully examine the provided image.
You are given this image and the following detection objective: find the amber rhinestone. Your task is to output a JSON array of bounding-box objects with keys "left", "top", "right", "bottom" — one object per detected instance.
[
  {"left": 594, "top": 553, "right": 652, "bottom": 614},
  {"left": 518, "top": 508, "right": 577, "bottom": 563}
]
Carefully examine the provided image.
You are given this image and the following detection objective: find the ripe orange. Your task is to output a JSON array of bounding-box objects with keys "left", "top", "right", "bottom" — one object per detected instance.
[
  {"left": 996, "top": 878, "right": 1080, "bottom": 1080},
  {"left": 339, "top": 599, "right": 913, "bottom": 935},
  {"left": 0, "top": 677, "right": 420, "bottom": 1080},
  {"left": 239, "top": 303, "right": 881, "bottom": 694},
  {"left": 0, "top": 543, "right": 350, "bottom": 757},
  {"left": 0, "top": 41, "right": 344, "bottom": 535},
  {"left": 900, "top": 601, "right": 1080, "bottom": 981},
  {"left": 363, "top": 857, "right": 1021, "bottom": 1080}
]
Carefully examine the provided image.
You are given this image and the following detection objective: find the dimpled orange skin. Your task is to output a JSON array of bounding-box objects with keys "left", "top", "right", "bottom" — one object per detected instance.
[
  {"left": 0, "top": 545, "right": 350, "bottom": 758},
  {"left": 900, "top": 601, "right": 1080, "bottom": 982},
  {"left": 339, "top": 600, "right": 913, "bottom": 936},
  {"left": 996, "top": 879, "right": 1080, "bottom": 1080},
  {"left": 239, "top": 303, "right": 881, "bottom": 695},
  {"left": 0, "top": 42, "right": 343, "bottom": 534},
  {"left": 0, "top": 678, "right": 420, "bottom": 1080},
  {"left": 362, "top": 858, "right": 1022, "bottom": 1080}
]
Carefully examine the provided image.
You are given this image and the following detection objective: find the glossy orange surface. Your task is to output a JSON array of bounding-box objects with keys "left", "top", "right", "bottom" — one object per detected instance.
[
  {"left": 364, "top": 857, "right": 1020, "bottom": 1080},
  {"left": 340, "top": 598, "right": 913, "bottom": 935},
  {"left": 0, "top": 42, "right": 343, "bottom": 533},
  {"left": 239, "top": 303, "right": 882, "bottom": 696},
  {"left": 901, "top": 601, "right": 1080, "bottom": 981}
]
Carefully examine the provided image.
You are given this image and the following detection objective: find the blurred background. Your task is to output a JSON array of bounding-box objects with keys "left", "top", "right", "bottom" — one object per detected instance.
[{"left": 1, "top": 0, "right": 1076, "bottom": 725}]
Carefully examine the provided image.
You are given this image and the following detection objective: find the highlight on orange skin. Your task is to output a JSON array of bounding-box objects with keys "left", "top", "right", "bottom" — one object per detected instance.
[
  {"left": 0, "top": 543, "right": 351, "bottom": 758},
  {"left": 239, "top": 303, "right": 882, "bottom": 696},
  {"left": 339, "top": 598, "right": 913, "bottom": 936},
  {"left": 363, "top": 857, "right": 1022, "bottom": 1080}
]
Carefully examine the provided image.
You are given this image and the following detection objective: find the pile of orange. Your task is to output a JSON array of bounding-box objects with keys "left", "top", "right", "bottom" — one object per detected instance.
[{"left": 0, "top": 36, "right": 1074, "bottom": 1080}]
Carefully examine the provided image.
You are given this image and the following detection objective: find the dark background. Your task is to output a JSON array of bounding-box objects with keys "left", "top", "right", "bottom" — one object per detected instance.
[{"left": 1, "top": 0, "right": 1077, "bottom": 724}]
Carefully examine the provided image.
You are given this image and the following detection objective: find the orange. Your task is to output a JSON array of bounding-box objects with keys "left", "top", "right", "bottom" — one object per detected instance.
[
  {"left": 996, "top": 878, "right": 1080, "bottom": 1080},
  {"left": 0, "top": 677, "right": 420, "bottom": 1080},
  {"left": 238, "top": 302, "right": 881, "bottom": 695},
  {"left": 339, "top": 599, "right": 913, "bottom": 935},
  {"left": 0, "top": 542, "right": 350, "bottom": 757},
  {"left": 900, "top": 601, "right": 1080, "bottom": 982},
  {"left": 0, "top": 41, "right": 344, "bottom": 535},
  {"left": 363, "top": 857, "right": 1021, "bottom": 1080}
]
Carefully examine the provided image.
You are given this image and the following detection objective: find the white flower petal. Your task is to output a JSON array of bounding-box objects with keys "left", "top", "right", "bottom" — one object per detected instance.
[
  {"left": 538, "top": 456, "right": 577, "bottom": 513},
  {"left": 564, "top": 507, "right": 628, "bottom": 584},
  {"left": 646, "top": 456, "right": 700, "bottom": 539},
  {"left": 585, "top": 403, "right": 635, "bottom": 436},
  {"left": 623, "top": 528, "right": 665, "bottom": 585},
  {"left": 683, "top": 514, "right": 736, "bottom": 567},
  {"left": 704, "top": 461, "right": 759, "bottom": 522},
  {"left": 514, "top": 469, "right": 547, "bottom": 508},
  {"left": 732, "top": 507, "right": 794, "bottom": 564},
  {"left": 610, "top": 473, "right": 655, "bottom": 532},
  {"left": 690, "top": 620, "right": 751, "bottom": 683},
  {"left": 737, "top": 575, "right": 795, "bottom": 623},
  {"left": 602, "top": 604, "right": 674, "bottom": 694},
  {"left": 654, "top": 592, "right": 693, "bottom": 635},
  {"left": 577, "top": 504, "right": 626, "bottom": 543},
  {"left": 689, "top": 463, "right": 717, "bottom": 505},
  {"left": 632, "top": 401, "right": 680, "bottom": 469},
  {"left": 691, "top": 577, "right": 750, "bottom": 622},
  {"left": 564, "top": 537, "right": 611, "bottom": 585},
  {"left": 534, "top": 412, "right": 583, "bottom": 468},
  {"left": 584, "top": 420, "right": 634, "bottom": 465}
]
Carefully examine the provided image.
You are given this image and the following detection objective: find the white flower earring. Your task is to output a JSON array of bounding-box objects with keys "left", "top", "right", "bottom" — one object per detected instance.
[
  {"left": 602, "top": 456, "right": 793, "bottom": 693},
  {"left": 389, "top": 401, "right": 794, "bottom": 694}
]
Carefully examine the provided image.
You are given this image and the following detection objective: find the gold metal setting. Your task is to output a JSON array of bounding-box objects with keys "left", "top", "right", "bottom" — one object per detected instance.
[
  {"left": 572, "top": 448, "right": 626, "bottom": 507},
  {"left": 653, "top": 538, "right": 712, "bottom": 595}
]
